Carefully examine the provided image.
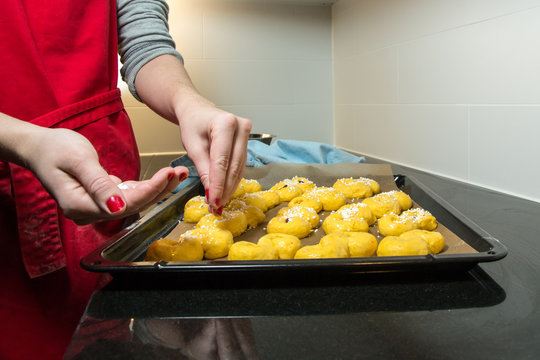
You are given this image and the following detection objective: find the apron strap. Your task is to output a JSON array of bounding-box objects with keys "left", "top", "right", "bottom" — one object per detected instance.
[
  {"left": 32, "top": 88, "right": 123, "bottom": 129},
  {"left": 9, "top": 89, "right": 124, "bottom": 278}
]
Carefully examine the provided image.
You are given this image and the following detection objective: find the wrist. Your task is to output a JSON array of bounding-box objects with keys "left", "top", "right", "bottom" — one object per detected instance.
[
  {"left": 172, "top": 87, "right": 215, "bottom": 125},
  {"left": 0, "top": 113, "right": 43, "bottom": 168}
]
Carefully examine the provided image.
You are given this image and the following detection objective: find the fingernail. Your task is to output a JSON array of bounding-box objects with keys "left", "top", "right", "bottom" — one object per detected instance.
[
  {"left": 179, "top": 172, "right": 188, "bottom": 182},
  {"left": 168, "top": 173, "right": 175, "bottom": 181},
  {"left": 214, "top": 198, "right": 221, "bottom": 208},
  {"left": 107, "top": 196, "right": 125, "bottom": 213},
  {"left": 205, "top": 189, "right": 209, "bottom": 203},
  {"left": 216, "top": 206, "right": 224, "bottom": 216}
]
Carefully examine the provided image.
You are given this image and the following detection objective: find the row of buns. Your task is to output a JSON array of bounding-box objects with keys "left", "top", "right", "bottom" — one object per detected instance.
[{"left": 145, "top": 176, "right": 445, "bottom": 262}]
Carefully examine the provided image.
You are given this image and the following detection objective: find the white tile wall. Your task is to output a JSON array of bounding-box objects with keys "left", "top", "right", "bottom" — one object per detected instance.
[
  {"left": 338, "top": 105, "right": 470, "bottom": 178},
  {"left": 203, "top": 3, "right": 331, "bottom": 60},
  {"left": 334, "top": 104, "right": 360, "bottom": 151},
  {"left": 222, "top": 104, "right": 333, "bottom": 141},
  {"left": 334, "top": 47, "right": 398, "bottom": 104},
  {"left": 333, "top": 0, "right": 540, "bottom": 202},
  {"left": 184, "top": 60, "right": 295, "bottom": 106},
  {"left": 333, "top": 0, "right": 540, "bottom": 57},
  {"left": 166, "top": 5, "right": 204, "bottom": 59},
  {"left": 399, "top": 7, "right": 540, "bottom": 104},
  {"left": 126, "top": 107, "right": 184, "bottom": 154},
  {"left": 123, "top": 0, "right": 540, "bottom": 202},
  {"left": 469, "top": 106, "right": 540, "bottom": 200}
]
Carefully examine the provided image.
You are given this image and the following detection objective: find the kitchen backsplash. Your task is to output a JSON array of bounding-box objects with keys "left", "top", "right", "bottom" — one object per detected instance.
[
  {"left": 121, "top": 0, "right": 540, "bottom": 202},
  {"left": 333, "top": 0, "right": 540, "bottom": 203}
]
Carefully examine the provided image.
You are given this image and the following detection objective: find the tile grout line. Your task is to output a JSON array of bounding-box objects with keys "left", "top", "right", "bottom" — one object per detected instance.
[
  {"left": 396, "top": 46, "right": 400, "bottom": 104},
  {"left": 467, "top": 105, "right": 471, "bottom": 181}
]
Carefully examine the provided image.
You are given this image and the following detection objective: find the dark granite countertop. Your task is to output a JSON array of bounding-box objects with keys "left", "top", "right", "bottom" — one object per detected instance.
[{"left": 65, "top": 160, "right": 540, "bottom": 360}]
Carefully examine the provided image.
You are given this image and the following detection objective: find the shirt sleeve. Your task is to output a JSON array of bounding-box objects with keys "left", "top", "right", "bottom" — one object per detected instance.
[{"left": 117, "top": 0, "right": 184, "bottom": 101}]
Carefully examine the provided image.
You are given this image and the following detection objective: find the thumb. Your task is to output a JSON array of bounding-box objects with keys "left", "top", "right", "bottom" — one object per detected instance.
[{"left": 77, "top": 162, "right": 127, "bottom": 215}]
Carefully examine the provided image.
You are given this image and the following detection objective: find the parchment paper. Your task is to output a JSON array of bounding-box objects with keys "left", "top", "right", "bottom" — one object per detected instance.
[{"left": 165, "top": 163, "right": 477, "bottom": 259}]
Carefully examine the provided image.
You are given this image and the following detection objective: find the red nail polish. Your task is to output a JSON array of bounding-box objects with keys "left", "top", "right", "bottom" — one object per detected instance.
[
  {"left": 179, "top": 173, "right": 187, "bottom": 182},
  {"left": 107, "top": 196, "right": 125, "bottom": 213},
  {"left": 214, "top": 198, "right": 221, "bottom": 207},
  {"left": 216, "top": 206, "right": 224, "bottom": 216},
  {"left": 205, "top": 189, "right": 209, "bottom": 203},
  {"left": 168, "top": 173, "right": 175, "bottom": 181}
]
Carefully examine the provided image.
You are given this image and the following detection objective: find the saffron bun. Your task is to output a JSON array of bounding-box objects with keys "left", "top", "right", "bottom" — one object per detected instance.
[
  {"left": 319, "top": 233, "right": 350, "bottom": 257},
  {"left": 277, "top": 206, "right": 320, "bottom": 228},
  {"left": 361, "top": 190, "right": 413, "bottom": 219},
  {"left": 337, "top": 202, "right": 376, "bottom": 225},
  {"left": 377, "top": 213, "right": 417, "bottom": 237},
  {"left": 240, "top": 178, "right": 262, "bottom": 193},
  {"left": 377, "top": 235, "right": 430, "bottom": 257},
  {"left": 196, "top": 210, "right": 248, "bottom": 237},
  {"left": 243, "top": 206, "right": 266, "bottom": 228},
  {"left": 181, "top": 227, "right": 234, "bottom": 259},
  {"left": 391, "top": 190, "right": 413, "bottom": 211},
  {"left": 377, "top": 208, "right": 437, "bottom": 237},
  {"left": 340, "top": 232, "right": 378, "bottom": 257},
  {"left": 294, "top": 233, "right": 349, "bottom": 259},
  {"left": 362, "top": 192, "right": 402, "bottom": 218},
  {"left": 294, "top": 232, "right": 378, "bottom": 259},
  {"left": 231, "top": 182, "right": 246, "bottom": 199},
  {"left": 224, "top": 198, "right": 247, "bottom": 212},
  {"left": 399, "top": 229, "right": 445, "bottom": 254},
  {"left": 290, "top": 176, "right": 316, "bottom": 192},
  {"left": 270, "top": 179, "right": 304, "bottom": 202},
  {"left": 303, "top": 187, "right": 347, "bottom": 211},
  {"left": 294, "top": 244, "right": 346, "bottom": 259},
  {"left": 183, "top": 195, "right": 209, "bottom": 223},
  {"left": 225, "top": 199, "right": 266, "bottom": 228},
  {"left": 230, "top": 178, "right": 261, "bottom": 199},
  {"left": 145, "top": 237, "right": 204, "bottom": 262},
  {"left": 228, "top": 241, "right": 278, "bottom": 260},
  {"left": 322, "top": 211, "right": 370, "bottom": 234},
  {"left": 332, "top": 177, "right": 380, "bottom": 199},
  {"left": 288, "top": 195, "right": 323, "bottom": 213},
  {"left": 267, "top": 215, "right": 312, "bottom": 239},
  {"left": 239, "top": 192, "right": 268, "bottom": 212},
  {"left": 401, "top": 208, "right": 437, "bottom": 230},
  {"left": 321, "top": 202, "right": 376, "bottom": 234},
  {"left": 257, "top": 233, "right": 302, "bottom": 259},
  {"left": 255, "top": 190, "right": 281, "bottom": 210}
]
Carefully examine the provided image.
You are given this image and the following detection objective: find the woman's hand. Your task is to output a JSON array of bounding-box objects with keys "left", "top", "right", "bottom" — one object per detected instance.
[
  {"left": 176, "top": 97, "right": 251, "bottom": 215},
  {"left": 134, "top": 55, "right": 252, "bottom": 215},
  {"left": 23, "top": 127, "right": 188, "bottom": 225}
]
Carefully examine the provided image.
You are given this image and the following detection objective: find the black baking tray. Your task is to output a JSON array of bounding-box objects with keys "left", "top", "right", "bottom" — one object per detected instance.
[{"left": 81, "top": 173, "right": 507, "bottom": 277}]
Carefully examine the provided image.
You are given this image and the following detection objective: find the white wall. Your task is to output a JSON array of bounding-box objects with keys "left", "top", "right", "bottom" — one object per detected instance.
[
  {"left": 333, "top": 0, "right": 540, "bottom": 203},
  {"left": 122, "top": 0, "right": 333, "bottom": 158}
]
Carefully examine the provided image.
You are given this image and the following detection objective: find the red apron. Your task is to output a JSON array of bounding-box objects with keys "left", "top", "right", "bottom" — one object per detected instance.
[{"left": 0, "top": 1, "right": 140, "bottom": 359}]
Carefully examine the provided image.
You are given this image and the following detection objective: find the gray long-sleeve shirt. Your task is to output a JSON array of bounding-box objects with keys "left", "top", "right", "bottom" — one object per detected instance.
[{"left": 117, "top": 0, "right": 183, "bottom": 101}]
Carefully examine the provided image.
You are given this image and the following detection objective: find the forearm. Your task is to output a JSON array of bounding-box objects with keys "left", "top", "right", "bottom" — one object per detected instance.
[{"left": 134, "top": 54, "right": 212, "bottom": 125}]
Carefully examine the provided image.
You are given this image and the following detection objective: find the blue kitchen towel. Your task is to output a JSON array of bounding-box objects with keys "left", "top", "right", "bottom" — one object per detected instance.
[
  {"left": 246, "top": 139, "right": 365, "bottom": 167},
  {"left": 171, "top": 139, "right": 365, "bottom": 192}
]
